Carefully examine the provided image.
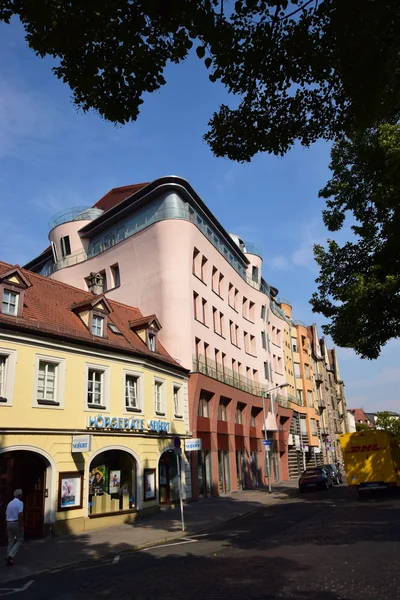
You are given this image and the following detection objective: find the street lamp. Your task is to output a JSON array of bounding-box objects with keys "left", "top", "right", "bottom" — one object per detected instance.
[{"left": 262, "top": 383, "right": 289, "bottom": 494}]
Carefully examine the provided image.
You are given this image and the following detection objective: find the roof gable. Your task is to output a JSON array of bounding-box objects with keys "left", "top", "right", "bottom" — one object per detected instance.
[{"left": 0, "top": 266, "right": 31, "bottom": 290}]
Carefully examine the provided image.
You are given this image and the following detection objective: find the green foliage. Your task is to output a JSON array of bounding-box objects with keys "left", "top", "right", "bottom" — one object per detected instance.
[
  {"left": 375, "top": 412, "right": 400, "bottom": 440},
  {"left": 311, "top": 124, "right": 400, "bottom": 359},
  {"left": 356, "top": 423, "right": 372, "bottom": 432},
  {"left": 1, "top": 1, "right": 400, "bottom": 159}
]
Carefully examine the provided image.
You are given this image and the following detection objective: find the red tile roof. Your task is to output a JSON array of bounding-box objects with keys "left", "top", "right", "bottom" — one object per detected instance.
[
  {"left": 0, "top": 262, "right": 185, "bottom": 371},
  {"left": 349, "top": 408, "right": 374, "bottom": 427},
  {"left": 94, "top": 183, "right": 149, "bottom": 213}
]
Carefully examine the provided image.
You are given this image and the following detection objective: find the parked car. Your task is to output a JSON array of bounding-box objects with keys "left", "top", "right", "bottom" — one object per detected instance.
[
  {"left": 299, "top": 467, "right": 334, "bottom": 492},
  {"left": 323, "top": 464, "right": 343, "bottom": 485}
]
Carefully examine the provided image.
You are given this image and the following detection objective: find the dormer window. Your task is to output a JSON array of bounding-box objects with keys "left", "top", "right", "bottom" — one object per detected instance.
[
  {"left": 2, "top": 289, "right": 18, "bottom": 316},
  {"left": 0, "top": 266, "right": 31, "bottom": 318},
  {"left": 71, "top": 294, "right": 112, "bottom": 338},
  {"left": 92, "top": 315, "right": 104, "bottom": 337},
  {"left": 148, "top": 332, "right": 156, "bottom": 352},
  {"left": 129, "top": 314, "right": 162, "bottom": 353}
]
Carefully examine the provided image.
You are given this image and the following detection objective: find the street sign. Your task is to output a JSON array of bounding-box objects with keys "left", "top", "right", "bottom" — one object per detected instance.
[
  {"left": 72, "top": 435, "right": 92, "bottom": 453},
  {"left": 262, "top": 439, "right": 273, "bottom": 446},
  {"left": 185, "top": 438, "right": 202, "bottom": 452},
  {"left": 174, "top": 447, "right": 182, "bottom": 455},
  {"left": 265, "top": 446, "right": 271, "bottom": 452},
  {"left": 174, "top": 436, "right": 181, "bottom": 448}
]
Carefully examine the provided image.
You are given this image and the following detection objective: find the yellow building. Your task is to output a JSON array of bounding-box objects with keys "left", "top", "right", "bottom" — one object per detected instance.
[
  {"left": 278, "top": 301, "right": 322, "bottom": 477},
  {"left": 0, "top": 264, "right": 189, "bottom": 538}
]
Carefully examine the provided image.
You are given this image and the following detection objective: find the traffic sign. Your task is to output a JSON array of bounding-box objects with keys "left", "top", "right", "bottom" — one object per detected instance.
[
  {"left": 174, "top": 437, "right": 181, "bottom": 448},
  {"left": 265, "top": 446, "right": 271, "bottom": 452},
  {"left": 262, "top": 439, "right": 273, "bottom": 446}
]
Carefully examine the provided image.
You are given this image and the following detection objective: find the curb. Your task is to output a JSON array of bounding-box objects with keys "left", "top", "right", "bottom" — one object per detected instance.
[{"left": 0, "top": 487, "right": 298, "bottom": 584}]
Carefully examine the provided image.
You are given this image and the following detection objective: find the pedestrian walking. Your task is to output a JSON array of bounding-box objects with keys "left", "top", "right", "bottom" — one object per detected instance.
[{"left": 5, "top": 489, "right": 24, "bottom": 566}]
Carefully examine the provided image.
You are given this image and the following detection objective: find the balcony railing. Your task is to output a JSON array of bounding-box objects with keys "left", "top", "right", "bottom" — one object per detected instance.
[
  {"left": 192, "top": 355, "right": 269, "bottom": 397},
  {"left": 49, "top": 207, "right": 104, "bottom": 230},
  {"left": 292, "top": 320, "right": 306, "bottom": 327}
]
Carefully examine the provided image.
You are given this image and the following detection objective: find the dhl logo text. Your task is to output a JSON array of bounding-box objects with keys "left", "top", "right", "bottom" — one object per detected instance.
[{"left": 346, "top": 444, "right": 382, "bottom": 453}]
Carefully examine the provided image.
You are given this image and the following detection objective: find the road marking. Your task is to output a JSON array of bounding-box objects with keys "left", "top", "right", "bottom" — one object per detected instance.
[
  {"left": 143, "top": 538, "right": 199, "bottom": 551},
  {"left": 0, "top": 580, "right": 34, "bottom": 597},
  {"left": 112, "top": 555, "right": 120, "bottom": 564}
]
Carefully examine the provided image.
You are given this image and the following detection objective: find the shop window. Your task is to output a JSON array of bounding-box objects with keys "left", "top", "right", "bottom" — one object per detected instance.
[
  {"left": 173, "top": 385, "right": 182, "bottom": 418},
  {"left": 0, "top": 349, "right": 17, "bottom": 405},
  {"left": 154, "top": 378, "right": 166, "bottom": 415},
  {"left": 198, "top": 390, "right": 212, "bottom": 417},
  {"left": 110, "top": 263, "right": 120, "bottom": 288},
  {"left": 60, "top": 235, "right": 71, "bottom": 258},
  {"left": 86, "top": 365, "right": 109, "bottom": 409},
  {"left": 235, "top": 402, "right": 246, "bottom": 425},
  {"left": 125, "top": 373, "right": 141, "bottom": 411},
  {"left": 218, "top": 450, "right": 231, "bottom": 494},
  {"left": 91, "top": 315, "right": 104, "bottom": 337},
  {"left": 89, "top": 450, "right": 137, "bottom": 516},
  {"left": 2, "top": 289, "right": 18, "bottom": 316}
]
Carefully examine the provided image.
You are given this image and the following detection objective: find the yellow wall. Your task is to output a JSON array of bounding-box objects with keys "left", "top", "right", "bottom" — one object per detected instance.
[
  {"left": 0, "top": 334, "right": 188, "bottom": 433},
  {"left": 0, "top": 332, "right": 189, "bottom": 534}
]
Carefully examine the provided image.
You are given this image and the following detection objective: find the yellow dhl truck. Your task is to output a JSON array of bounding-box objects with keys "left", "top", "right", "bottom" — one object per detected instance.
[{"left": 340, "top": 430, "right": 400, "bottom": 495}]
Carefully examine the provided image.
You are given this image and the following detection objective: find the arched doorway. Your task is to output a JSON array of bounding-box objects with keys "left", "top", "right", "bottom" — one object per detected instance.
[
  {"left": 88, "top": 450, "right": 137, "bottom": 516},
  {"left": 159, "top": 449, "right": 182, "bottom": 504},
  {"left": 0, "top": 450, "right": 49, "bottom": 542}
]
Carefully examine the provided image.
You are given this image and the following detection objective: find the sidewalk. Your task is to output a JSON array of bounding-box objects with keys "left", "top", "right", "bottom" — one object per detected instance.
[{"left": 0, "top": 482, "right": 298, "bottom": 583}]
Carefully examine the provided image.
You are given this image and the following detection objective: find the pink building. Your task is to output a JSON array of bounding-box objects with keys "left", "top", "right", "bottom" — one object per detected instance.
[{"left": 26, "top": 176, "right": 293, "bottom": 497}]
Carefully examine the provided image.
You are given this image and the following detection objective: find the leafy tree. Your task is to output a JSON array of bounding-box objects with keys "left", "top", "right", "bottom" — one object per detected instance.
[
  {"left": 375, "top": 411, "right": 400, "bottom": 440},
  {"left": 356, "top": 423, "right": 372, "bottom": 432},
  {"left": 1, "top": 1, "right": 400, "bottom": 160},
  {"left": 311, "top": 124, "right": 400, "bottom": 359}
]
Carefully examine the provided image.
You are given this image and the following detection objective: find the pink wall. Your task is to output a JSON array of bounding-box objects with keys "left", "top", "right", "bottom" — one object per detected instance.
[{"left": 49, "top": 212, "right": 287, "bottom": 390}]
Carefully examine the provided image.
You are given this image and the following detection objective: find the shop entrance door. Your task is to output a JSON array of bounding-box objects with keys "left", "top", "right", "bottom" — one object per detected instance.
[
  {"left": 0, "top": 456, "right": 14, "bottom": 544},
  {"left": 218, "top": 450, "right": 231, "bottom": 495},
  {"left": 198, "top": 449, "right": 212, "bottom": 497},
  {"left": 0, "top": 451, "right": 46, "bottom": 542},
  {"left": 159, "top": 458, "right": 170, "bottom": 504}
]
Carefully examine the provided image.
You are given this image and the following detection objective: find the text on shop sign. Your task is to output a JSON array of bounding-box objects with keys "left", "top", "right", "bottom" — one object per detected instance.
[{"left": 87, "top": 414, "right": 171, "bottom": 433}]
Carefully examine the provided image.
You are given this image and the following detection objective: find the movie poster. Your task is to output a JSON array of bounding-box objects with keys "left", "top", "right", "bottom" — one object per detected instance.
[{"left": 109, "top": 470, "right": 121, "bottom": 494}]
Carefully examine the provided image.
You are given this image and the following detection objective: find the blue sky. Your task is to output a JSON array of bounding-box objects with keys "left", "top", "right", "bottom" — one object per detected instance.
[{"left": 0, "top": 19, "right": 398, "bottom": 413}]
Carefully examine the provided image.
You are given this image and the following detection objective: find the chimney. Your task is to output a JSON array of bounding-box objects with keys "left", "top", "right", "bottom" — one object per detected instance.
[{"left": 88, "top": 272, "right": 104, "bottom": 295}]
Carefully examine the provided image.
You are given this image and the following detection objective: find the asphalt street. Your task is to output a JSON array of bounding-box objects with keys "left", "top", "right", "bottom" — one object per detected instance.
[{"left": 2, "top": 485, "right": 400, "bottom": 600}]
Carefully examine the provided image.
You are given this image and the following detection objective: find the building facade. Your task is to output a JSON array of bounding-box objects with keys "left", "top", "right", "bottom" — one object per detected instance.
[
  {"left": 25, "top": 177, "right": 294, "bottom": 496},
  {"left": 0, "top": 263, "right": 189, "bottom": 538}
]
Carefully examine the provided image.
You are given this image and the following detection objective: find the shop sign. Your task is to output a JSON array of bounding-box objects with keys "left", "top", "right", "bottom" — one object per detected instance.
[
  {"left": 185, "top": 438, "right": 202, "bottom": 452},
  {"left": 87, "top": 414, "right": 171, "bottom": 433},
  {"left": 72, "top": 434, "right": 92, "bottom": 453}
]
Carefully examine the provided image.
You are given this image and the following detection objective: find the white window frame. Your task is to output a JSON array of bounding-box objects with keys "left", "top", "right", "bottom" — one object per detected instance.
[
  {"left": 91, "top": 315, "right": 104, "bottom": 337},
  {"left": 85, "top": 363, "right": 110, "bottom": 412},
  {"left": 154, "top": 377, "right": 166, "bottom": 416},
  {"left": 33, "top": 354, "right": 66, "bottom": 409},
  {"left": 2, "top": 289, "right": 19, "bottom": 316},
  {"left": 0, "top": 348, "right": 17, "bottom": 406},
  {"left": 148, "top": 332, "right": 156, "bottom": 352},
  {"left": 173, "top": 383, "right": 183, "bottom": 419},
  {"left": 123, "top": 369, "right": 144, "bottom": 413}
]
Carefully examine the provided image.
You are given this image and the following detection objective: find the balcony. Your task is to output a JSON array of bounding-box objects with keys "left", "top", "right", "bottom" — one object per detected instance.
[
  {"left": 192, "top": 355, "right": 268, "bottom": 397},
  {"left": 314, "top": 369, "right": 323, "bottom": 384},
  {"left": 49, "top": 206, "right": 104, "bottom": 230}
]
